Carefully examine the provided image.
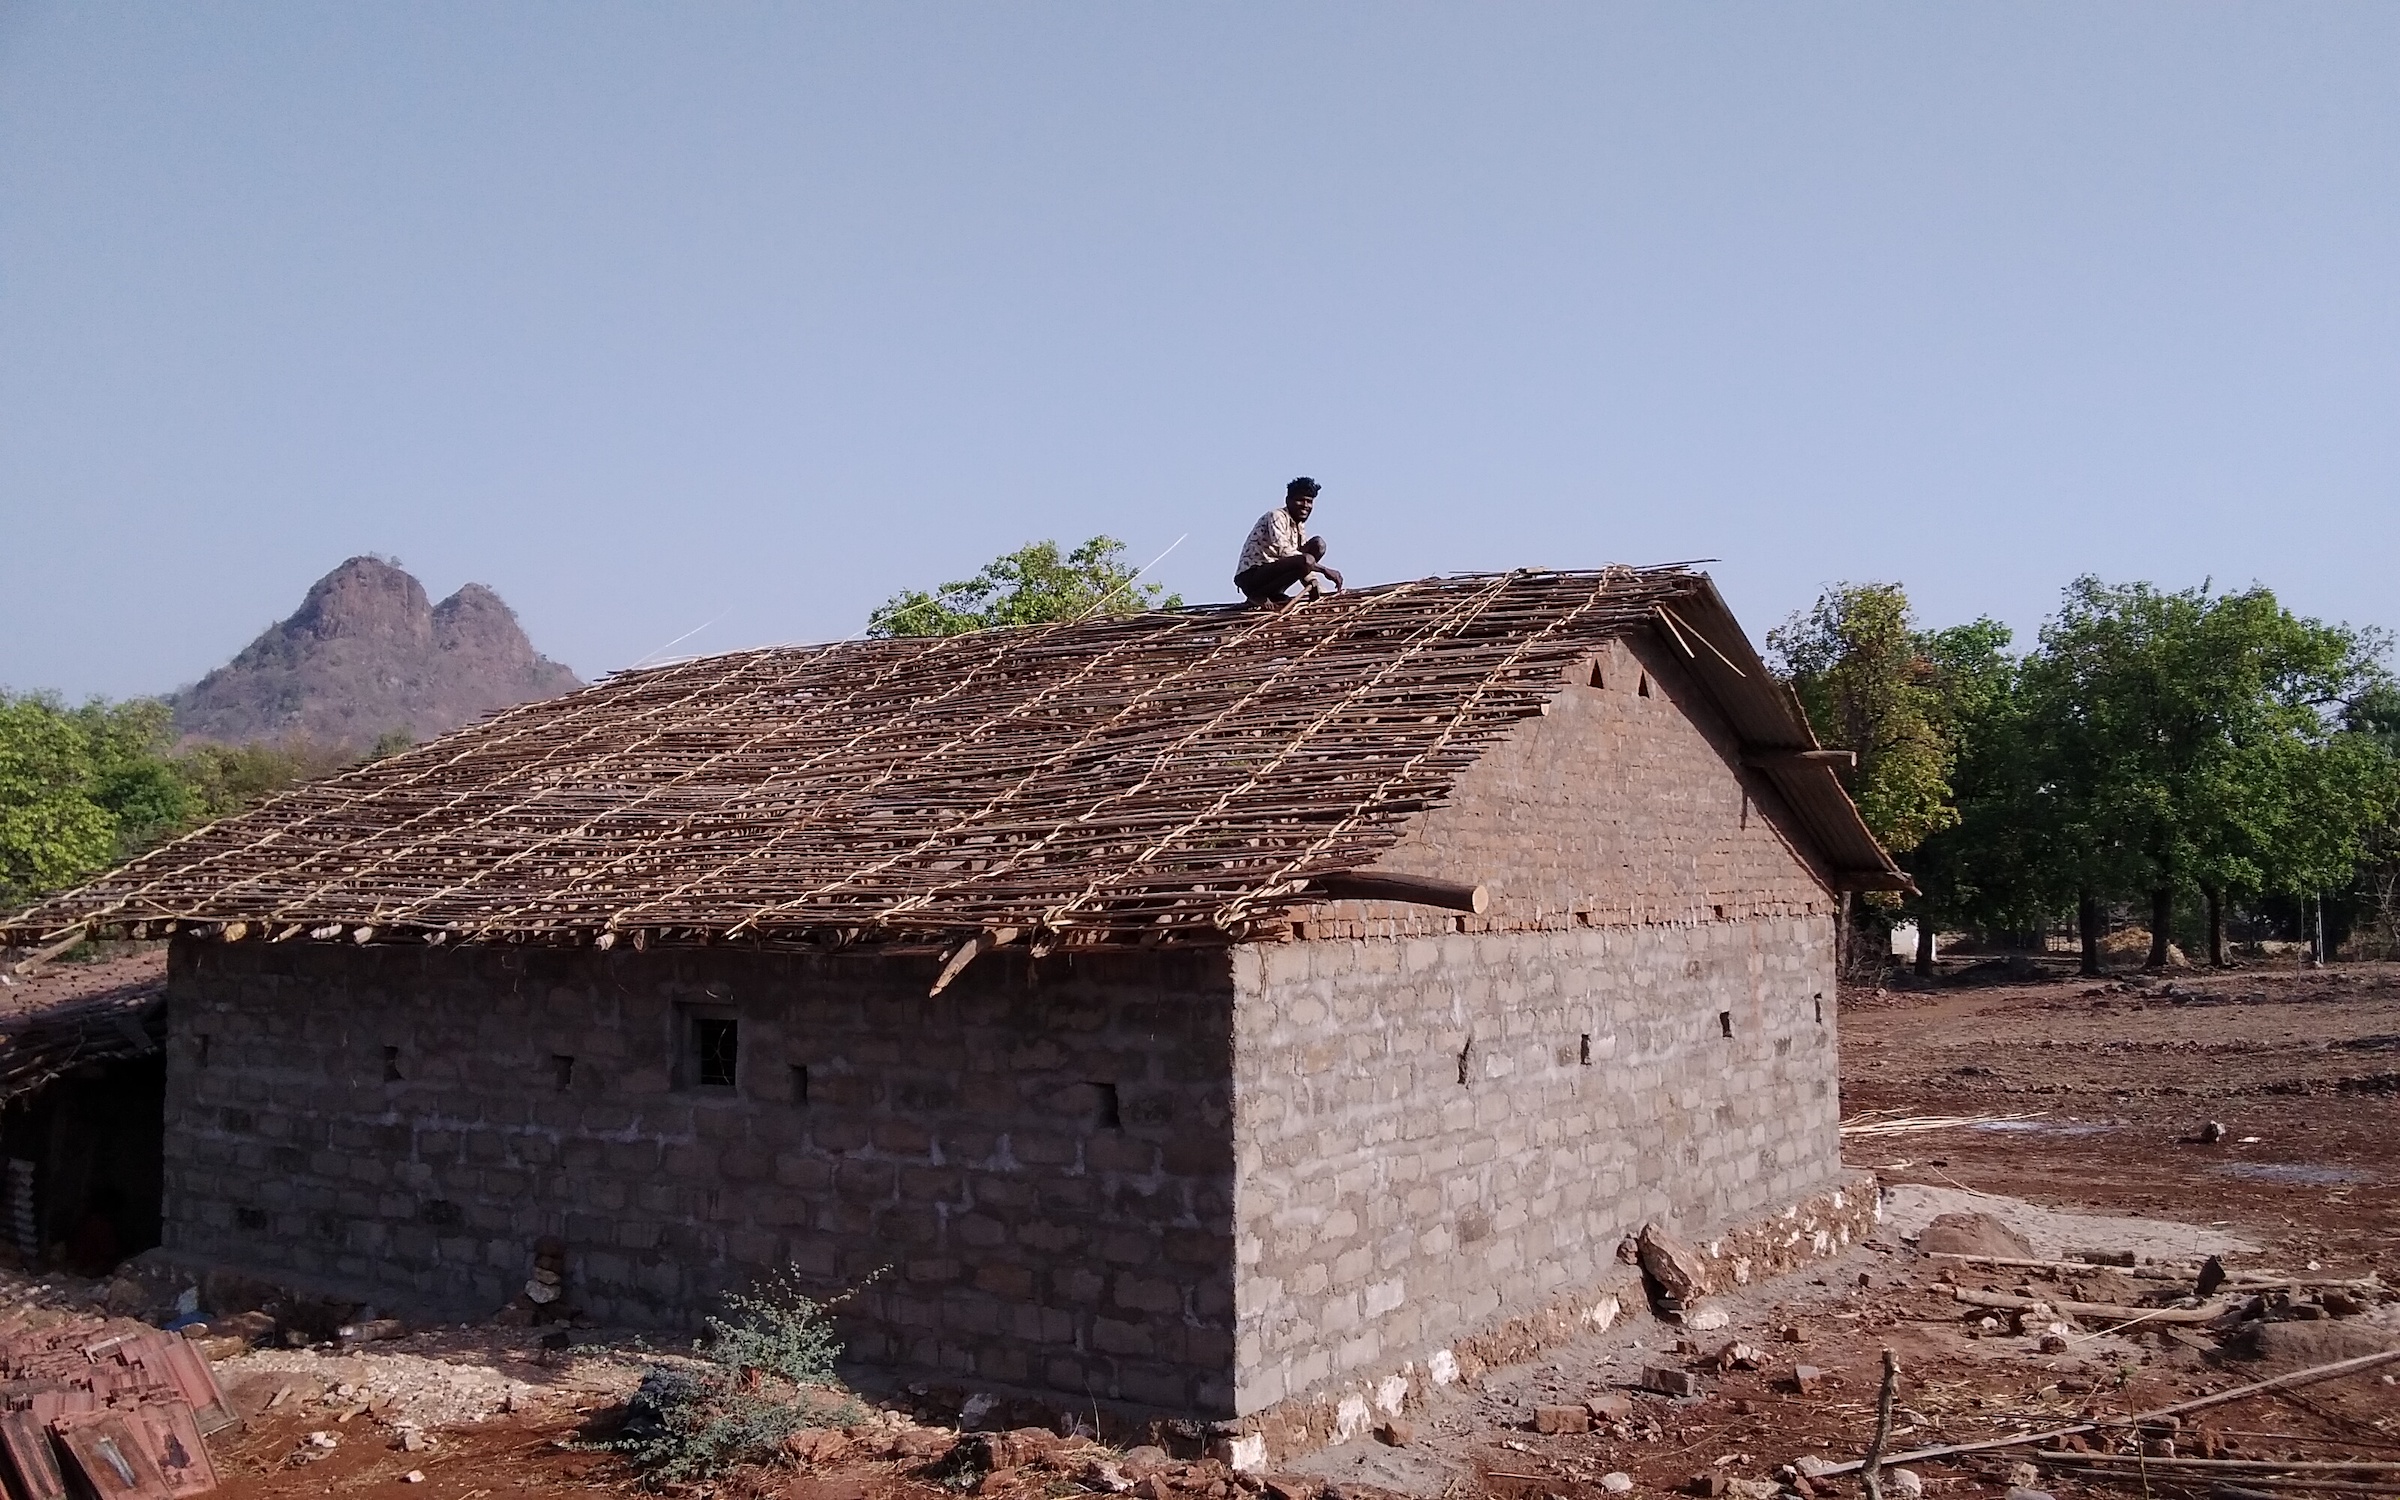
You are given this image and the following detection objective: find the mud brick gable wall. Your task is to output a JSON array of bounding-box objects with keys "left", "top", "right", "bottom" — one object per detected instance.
[{"left": 161, "top": 942, "right": 1241, "bottom": 1410}]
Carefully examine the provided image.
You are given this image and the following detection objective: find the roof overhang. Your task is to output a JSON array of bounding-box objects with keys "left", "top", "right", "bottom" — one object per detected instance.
[{"left": 1647, "top": 582, "right": 1917, "bottom": 898}]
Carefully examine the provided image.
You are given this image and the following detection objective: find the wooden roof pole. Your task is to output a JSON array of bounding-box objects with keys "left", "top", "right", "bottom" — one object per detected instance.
[{"left": 1311, "top": 872, "right": 1489, "bottom": 914}]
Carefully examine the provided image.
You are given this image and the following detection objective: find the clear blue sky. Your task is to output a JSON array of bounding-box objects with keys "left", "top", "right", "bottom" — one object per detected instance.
[{"left": 4, "top": 4, "right": 2395, "bottom": 699}]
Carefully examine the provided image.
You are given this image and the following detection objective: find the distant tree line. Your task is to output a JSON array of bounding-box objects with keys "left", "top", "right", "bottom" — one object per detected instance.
[
  {"left": 0, "top": 693, "right": 408, "bottom": 914},
  {"left": 1771, "top": 578, "right": 2400, "bottom": 975}
]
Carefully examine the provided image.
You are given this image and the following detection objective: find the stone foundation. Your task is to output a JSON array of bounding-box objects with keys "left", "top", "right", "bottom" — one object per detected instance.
[{"left": 1231, "top": 1174, "right": 1880, "bottom": 1465}]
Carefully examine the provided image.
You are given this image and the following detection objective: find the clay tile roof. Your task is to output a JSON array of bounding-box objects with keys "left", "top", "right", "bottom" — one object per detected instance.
[{"left": 1, "top": 569, "right": 1906, "bottom": 952}]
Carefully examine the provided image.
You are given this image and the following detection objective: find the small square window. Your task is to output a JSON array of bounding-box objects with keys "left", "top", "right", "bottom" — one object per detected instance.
[{"left": 694, "top": 1018, "right": 738, "bottom": 1088}]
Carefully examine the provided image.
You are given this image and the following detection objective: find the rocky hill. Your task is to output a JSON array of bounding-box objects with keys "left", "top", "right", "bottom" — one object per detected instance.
[{"left": 169, "top": 557, "right": 582, "bottom": 749}]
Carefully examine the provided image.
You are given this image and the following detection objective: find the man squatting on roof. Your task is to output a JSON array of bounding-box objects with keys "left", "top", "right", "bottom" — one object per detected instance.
[{"left": 1234, "top": 476, "right": 1345, "bottom": 605}]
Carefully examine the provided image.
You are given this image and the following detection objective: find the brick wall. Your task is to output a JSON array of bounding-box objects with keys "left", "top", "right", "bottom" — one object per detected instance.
[
  {"left": 162, "top": 941, "right": 1240, "bottom": 1411},
  {"left": 1286, "top": 632, "right": 1836, "bottom": 940},
  {"left": 1227, "top": 918, "right": 1838, "bottom": 1413}
]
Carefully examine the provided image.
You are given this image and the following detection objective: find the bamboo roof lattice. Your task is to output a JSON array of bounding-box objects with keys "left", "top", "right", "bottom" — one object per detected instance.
[{"left": 1, "top": 569, "right": 1901, "bottom": 952}]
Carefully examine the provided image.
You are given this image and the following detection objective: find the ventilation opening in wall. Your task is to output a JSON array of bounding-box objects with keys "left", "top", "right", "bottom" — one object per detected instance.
[
  {"left": 1814, "top": 994, "right": 1825, "bottom": 1024},
  {"left": 1718, "top": 1011, "right": 1734, "bottom": 1039},
  {"left": 1713, "top": 904, "right": 1726, "bottom": 920},
  {"left": 695, "top": 1018, "right": 739, "bottom": 1088},
  {"left": 552, "top": 1055, "right": 575, "bottom": 1092},
  {"left": 1589, "top": 661, "right": 1606, "bottom": 689},
  {"left": 1092, "top": 1081, "right": 1121, "bottom": 1130},
  {"left": 1579, "top": 1033, "right": 1592, "bottom": 1066},
  {"left": 234, "top": 1207, "right": 266, "bottom": 1232},
  {"left": 1638, "top": 674, "right": 1651, "bottom": 698},
  {"left": 1457, "top": 1037, "right": 1474, "bottom": 1086},
  {"left": 791, "top": 1064, "right": 810, "bottom": 1105},
  {"left": 382, "top": 1045, "right": 401, "bottom": 1082}
]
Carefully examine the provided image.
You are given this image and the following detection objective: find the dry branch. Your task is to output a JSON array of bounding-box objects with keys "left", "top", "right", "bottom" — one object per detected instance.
[
  {"left": 1949, "top": 1286, "right": 2229, "bottom": 1323},
  {"left": 1810, "top": 1348, "right": 2400, "bottom": 1477}
]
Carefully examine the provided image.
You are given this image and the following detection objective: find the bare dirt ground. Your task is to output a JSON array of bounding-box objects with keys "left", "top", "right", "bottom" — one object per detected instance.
[
  {"left": 1843, "top": 957, "right": 2399, "bottom": 1284},
  {"left": 18, "top": 959, "right": 2396, "bottom": 1500}
]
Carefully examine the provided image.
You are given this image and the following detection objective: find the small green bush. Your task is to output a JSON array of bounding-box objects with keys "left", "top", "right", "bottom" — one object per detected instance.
[
  {"left": 703, "top": 1266, "right": 846, "bottom": 1387},
  {"left": 601, "top": 1267, "right": 868, "bottom": 1484}
]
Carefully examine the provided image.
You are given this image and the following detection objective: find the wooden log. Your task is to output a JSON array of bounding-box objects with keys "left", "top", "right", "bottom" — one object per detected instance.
[
  {"left": 6, "top": 925, "right": 90, "bottom": 976},
  {"left": 1313, "top": 872, "right": 1489, "bottom": 914},
  {"left": 1743, "top": 748, "right": 1857, "bottom": 770},
  {"left": 2033, "top": 1455, "right": 2400, "bottom": 1475},
  {"left": 2184, "top": 1483, "right": 2400, "bottom": 1496},
  {"left": 1949, "top": 1286, "right": 2227, "bottom": 1323},
  {"left": 1810, "top": 1348, "right": 2400, "bottom": 1477},
  {"left": 928, "top": 927, "right": 1020, "bottom": 997},
  {"left": 1931, "top": 1253, "right": 2197, "bottom": 1279},
  {"left": 1834, "top": 868, "right": 1917, "bottom": 894}
]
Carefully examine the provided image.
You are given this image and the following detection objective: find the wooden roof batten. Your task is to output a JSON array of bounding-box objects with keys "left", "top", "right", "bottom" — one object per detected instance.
[{"left": 1, "top": 568, "right": 1909, "bottom": 956}]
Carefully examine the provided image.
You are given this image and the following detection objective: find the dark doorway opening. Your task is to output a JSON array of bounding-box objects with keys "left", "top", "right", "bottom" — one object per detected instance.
[{"left": 2, "top": 1054, "right": 166, "bottom": 1275}]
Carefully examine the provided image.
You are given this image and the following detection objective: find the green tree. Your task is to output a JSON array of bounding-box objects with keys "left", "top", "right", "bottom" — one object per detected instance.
[
  {"left": 1769, "top": 583, "right": 1959, "bottom": 856},
  {"left": 1770, "top": 584, "right": 1962, "bottom": 977},
  {"left": 2, "top": 690, "right": 369, "bottom": 916},
  {"left": 0, "top": 694, "right": 119, "bottom": 908},
  {"left": 0, "top": 694, "right": 202, "bottom": 908},
  {"left": 2018, "top": 578, "right": 2398, "bottom": 971},
  {"left": 2346, "top": 683, "right": 2400, "bottom": 954},
  {"left": 77, "top": 698, "right": 196, "bottom": 858},
  {"left": 173, "top": 738, "right": 354, "bottom": 820},
  {"left": 868, "top": 537, "right": 1180, "bottom": 638},
  {"left": 1891, "top": 619, "right": 2042, "bottom": 971}
]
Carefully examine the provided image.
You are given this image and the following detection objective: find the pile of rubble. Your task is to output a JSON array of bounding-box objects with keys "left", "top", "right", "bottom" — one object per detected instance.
[{"left": 0, "top": 1311, "right": 234, "bottom": 1498}]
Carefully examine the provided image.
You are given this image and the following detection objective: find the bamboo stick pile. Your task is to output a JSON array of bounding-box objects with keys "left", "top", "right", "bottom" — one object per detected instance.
[{"left": 1, "top": 569, "right": 1709, "bottom": 952}]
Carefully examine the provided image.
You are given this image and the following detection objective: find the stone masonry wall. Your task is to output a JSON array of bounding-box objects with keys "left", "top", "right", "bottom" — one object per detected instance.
[
  {"left": 1228, "top": 917, "right": 1838, "bottom": 1414},
  {"left": 162, "top": 941, "right": 1239, "bottom": 1412}
]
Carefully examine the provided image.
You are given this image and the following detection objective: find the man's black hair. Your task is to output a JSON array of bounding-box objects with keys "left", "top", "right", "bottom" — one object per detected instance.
[{"left": 1286, "top": 476, "right": 1321, "bottom": 499}]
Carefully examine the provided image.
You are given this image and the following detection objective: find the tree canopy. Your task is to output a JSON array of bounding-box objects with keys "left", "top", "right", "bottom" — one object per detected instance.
[
  {"left": 869, "top": 537, "right": 1180, "bottom": 638},
  {"left": 0, "top": 692, "right": 356, "bottom": 912},
  {"left": 1776, "top": 576, "right": 2400, "bottom": 971},
  {"left": 0, "top": 695, "right": 196, "bottom": 907},
  {"left": 1767, "top": 583, "right": 1959, "bottom": 857},
  {"left": 2016, "top": 579, "right": 2398, "bottom": 964}
]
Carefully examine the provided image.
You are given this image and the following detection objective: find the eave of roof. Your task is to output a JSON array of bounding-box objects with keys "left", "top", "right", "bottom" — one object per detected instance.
[{"left": 1648, "top": 581, "right": 1916, "bottom": 896}]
